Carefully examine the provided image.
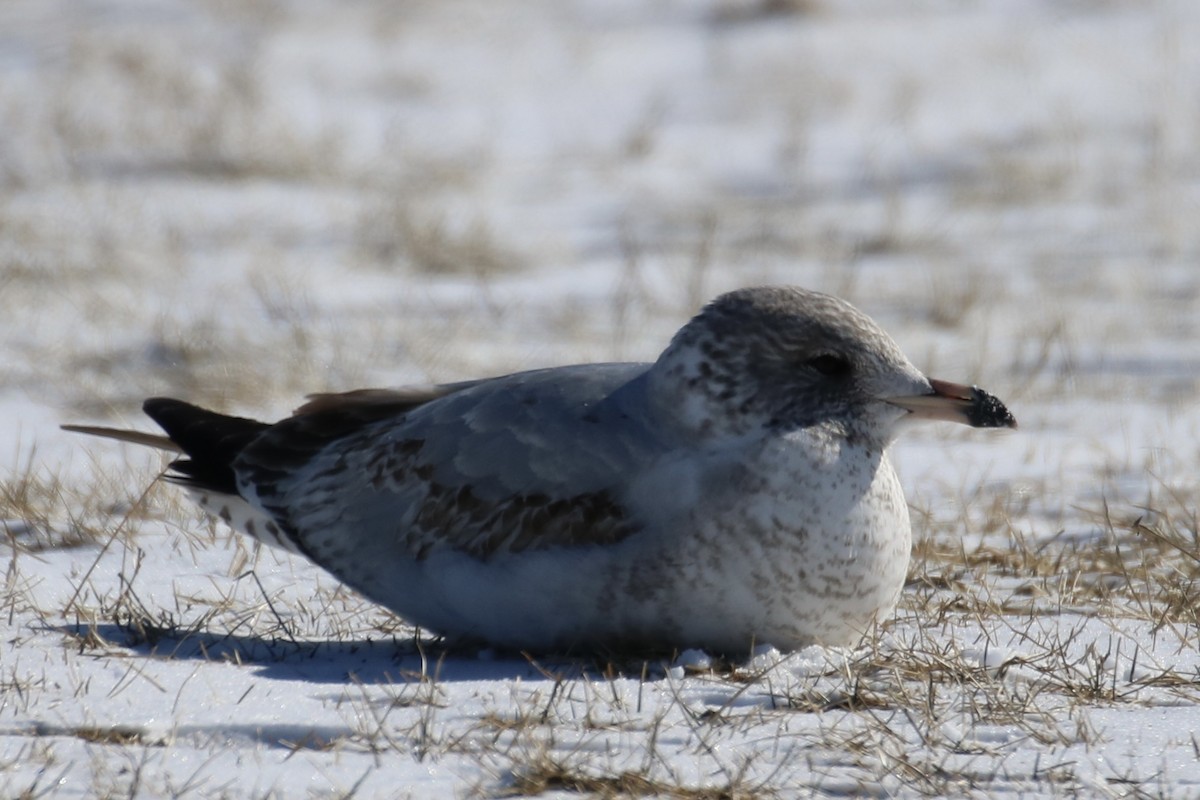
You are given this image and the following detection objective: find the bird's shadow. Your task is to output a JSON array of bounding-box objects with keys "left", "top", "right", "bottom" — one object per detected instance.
[{"left": 65, "top": 621, "right": 675, "bottom": 685}]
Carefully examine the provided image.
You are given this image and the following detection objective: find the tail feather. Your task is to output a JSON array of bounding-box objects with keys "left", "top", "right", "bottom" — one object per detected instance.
[
  {"left": 60, "top": 425, "right": 181, "bottom": 452},
  {"left": 65, "top": 400, "right": 310, "bottom": 554},
  {"left": 66, "top": 386, "right": 459, "bottom": 485},
  {"left": 140, "top": 398, "right": 270, "bottom": 495},
  {"left": 63, "top": 400, "right": 270, "bottom": 493}
]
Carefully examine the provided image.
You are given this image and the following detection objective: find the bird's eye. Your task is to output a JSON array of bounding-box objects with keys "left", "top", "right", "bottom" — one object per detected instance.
[{"left": 806, "top": 354, "right": 852, "bottom": 377}]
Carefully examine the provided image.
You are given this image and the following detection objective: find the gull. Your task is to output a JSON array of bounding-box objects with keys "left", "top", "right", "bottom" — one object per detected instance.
[{"left": 66, "top": 286, "right": 1015, "bottom": 654}]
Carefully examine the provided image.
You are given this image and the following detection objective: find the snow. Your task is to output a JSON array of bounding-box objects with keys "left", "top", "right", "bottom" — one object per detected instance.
[{"left": 4, "top": 0, "right": 1200, "bottom": 797}]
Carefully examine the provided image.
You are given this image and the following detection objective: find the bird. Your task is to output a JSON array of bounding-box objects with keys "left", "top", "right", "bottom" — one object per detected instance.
[{"left": 65, "top": 286, "right": 1015, "bottom": 654}]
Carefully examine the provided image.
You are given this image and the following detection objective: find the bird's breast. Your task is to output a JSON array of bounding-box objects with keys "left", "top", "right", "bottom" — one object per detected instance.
[{"left": 626, "top": 432, "right": 913, "bottom": 649}]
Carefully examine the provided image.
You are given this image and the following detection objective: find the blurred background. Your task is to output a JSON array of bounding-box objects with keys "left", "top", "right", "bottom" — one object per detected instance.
[{"left": 1, "top": 0, "right": 1197, "bottom": 451}]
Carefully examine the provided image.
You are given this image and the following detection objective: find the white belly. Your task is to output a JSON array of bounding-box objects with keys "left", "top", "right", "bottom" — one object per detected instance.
[{"left": 371, "top": 432, "right": 912, "bottom": 653}]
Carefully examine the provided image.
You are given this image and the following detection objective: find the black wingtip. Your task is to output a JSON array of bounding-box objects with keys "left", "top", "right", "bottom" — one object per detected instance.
[{"left": 143, "top": 398, "right": 270, "bottom": 494}]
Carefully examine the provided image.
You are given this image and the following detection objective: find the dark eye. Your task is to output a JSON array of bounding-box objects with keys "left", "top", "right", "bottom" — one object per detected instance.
[{"left": 806, "top": 354, "right": 852, "bottom": 377}]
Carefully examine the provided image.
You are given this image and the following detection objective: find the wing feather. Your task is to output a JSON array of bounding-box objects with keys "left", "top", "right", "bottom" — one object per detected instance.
[{"left": 234, "top": 364, "right": 660, "bottom": 565}]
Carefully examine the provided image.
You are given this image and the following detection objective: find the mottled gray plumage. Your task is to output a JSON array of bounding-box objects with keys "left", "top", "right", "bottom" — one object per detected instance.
[{"left": 66, "top": 286, "right": 1015, "bottom": 654}]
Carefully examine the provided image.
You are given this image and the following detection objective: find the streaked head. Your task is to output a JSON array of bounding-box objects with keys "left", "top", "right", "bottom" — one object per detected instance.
[{"left": 650, "top": 286, "right": 1016, "bottom": 442}]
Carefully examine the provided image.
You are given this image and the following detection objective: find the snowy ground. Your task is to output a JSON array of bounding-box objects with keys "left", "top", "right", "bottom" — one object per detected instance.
[{"left": 4, "top": 0, "right": 1200, "bottom": 797}]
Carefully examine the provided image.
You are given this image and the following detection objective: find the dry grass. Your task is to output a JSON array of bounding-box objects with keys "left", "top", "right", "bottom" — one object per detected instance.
[
  {"left": 11, "top": 407, "right": 1200, "bottom": 797},
  {"left": 497, "top": 752, "right": 775, "bottom": 799},
  {"left": 0, "top": 450, "right": 154, "bottom": 554},
  {"left": 356, "top": 194, "right": 520, "bottom": 277},
  {"left": 909, "top": 472, "right": 1200, "bottom": 631},
  {"left": 52, "top": 29, "right": 345, "bottom": 182}
]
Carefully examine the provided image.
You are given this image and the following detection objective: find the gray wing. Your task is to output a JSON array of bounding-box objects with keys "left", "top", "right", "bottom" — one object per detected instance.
[{"left": 233, "top": 364, "right": 667, "bottom": 564}]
